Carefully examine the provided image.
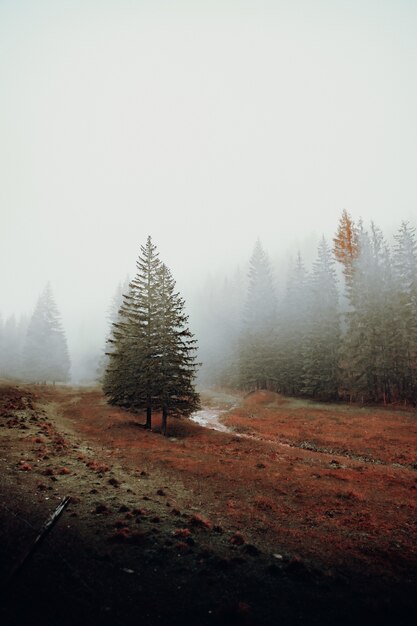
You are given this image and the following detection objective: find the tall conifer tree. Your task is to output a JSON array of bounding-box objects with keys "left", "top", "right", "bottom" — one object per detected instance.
[
  {"left": 23, "top": 284, "right": 70, "bottom": 383},
  {"left": 302, "top": 238, "right": 340, "bottom": 399},
  {"left": 238, "top": 239, "right": 277, "bottom": 390},
  {"left": 392, "top": 222, "right": 417, "bottom": 402},
  {"left": 278, "top": 253, "right": 309, "bottom": 395},
  {"left": 97, "top": 276, "right": 130, "bottom": 381},
  {"left": 341, "top": 224, "right": 396, "bottom": 402},
  {"left": 155, "top": 264, "right": 200, "bottom": 435},
  {"left": 103, "top": 237, "right": 200, "bottom": 433},
  {"left": 333, "top": 209, "right": 359, "bottom": 285},
  {"left": 104, "top": 237, "right": 161, "bottom": 428}
]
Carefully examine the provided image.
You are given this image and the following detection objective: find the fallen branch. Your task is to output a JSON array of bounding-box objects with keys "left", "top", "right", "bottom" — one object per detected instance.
[{"left": 7, "top": 496, "right": 71, "bottom": 582}]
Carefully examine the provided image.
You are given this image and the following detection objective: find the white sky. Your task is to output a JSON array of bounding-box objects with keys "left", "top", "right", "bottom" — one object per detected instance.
[{"left": 1, "top": 0, "right": 417, "bottom": 353}]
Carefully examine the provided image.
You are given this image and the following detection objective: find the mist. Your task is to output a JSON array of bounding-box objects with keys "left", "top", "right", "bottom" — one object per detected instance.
[{"left": 1, "top": 0, "right": 417, "bottom": 383}]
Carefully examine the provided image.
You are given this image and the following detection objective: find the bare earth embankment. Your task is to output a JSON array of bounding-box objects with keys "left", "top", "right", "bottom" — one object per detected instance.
[{"left": 0, "top": 383, "right": 416, "bottom": 625}]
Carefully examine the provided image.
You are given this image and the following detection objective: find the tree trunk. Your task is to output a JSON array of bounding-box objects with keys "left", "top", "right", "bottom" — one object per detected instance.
[
  {"left": 146, "top": 403, "right": 152, "bottom": 430},
  {"left": 162, "top": 406, "right": 168, "bottom": 437}
]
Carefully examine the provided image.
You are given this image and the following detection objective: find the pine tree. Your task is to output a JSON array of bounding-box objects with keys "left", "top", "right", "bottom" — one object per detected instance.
[
  {"left": 302, "top": 238, "right": 340, "bottom": 399},
  {"left": 103, "top": 236, "right": 200, "bottom": 433},
  {"left": 23, "top": 284, "right": 71, "bottom": 383},
  {"left": 194, "top": 268, "right": 245, "bottom": 388},
  {"left": 97, "top": 276, "right": 130, "bottom": 381},
  {"left": 104, "top": 237, "right": 161, "bottom": 427},
  {"left": 155, "top": 264, "right": 200, "bottom": 435},
  {"left": 278, "top": 253, "right": 309, "bottom": 395},
  {"left": 341, "top": 224, "right": 396, "bottom": 402},
  {"left": 333, "top": 209, "right": 359, "bottom": 285},
  {"left": 238, "top": 239, "right": 277, "bottom": 390},
  {"left": 16, "top": 314, "right": 29, "bottom": 374},
  {"left": 392, "top": 222, "right": 417, "bottom": 402}
]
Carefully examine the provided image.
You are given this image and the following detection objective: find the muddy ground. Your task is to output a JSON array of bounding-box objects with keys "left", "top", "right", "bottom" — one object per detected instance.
[{"left": 0, "top": 383, "right": 416, "bottom": 625}]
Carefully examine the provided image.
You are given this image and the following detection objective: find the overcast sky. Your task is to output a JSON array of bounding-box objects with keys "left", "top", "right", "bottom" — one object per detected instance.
[{"left": 1, "top": 0, "right": 417, "bottom": 351}]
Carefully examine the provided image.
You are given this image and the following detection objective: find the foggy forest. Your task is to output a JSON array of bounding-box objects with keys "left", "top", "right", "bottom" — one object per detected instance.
[
  {"left": 1, "top": 210, "right": 417, "bottom": 407},
  {"left": 1, "top": 2, "right": 417, "bottom": 626}
]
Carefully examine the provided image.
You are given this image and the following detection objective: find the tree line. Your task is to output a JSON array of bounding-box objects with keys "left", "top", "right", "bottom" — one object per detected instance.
[
  {"left": 197, "top": 212, "right": 417, "bottom": 405},
  {"left": 2, "top": 215, "right": 416, "bottom": 409}
]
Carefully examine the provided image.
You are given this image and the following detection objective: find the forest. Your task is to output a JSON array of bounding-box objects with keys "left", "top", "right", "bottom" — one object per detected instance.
[
  {"left": 1, "top": 210, "right": 416, "bottom": 411},
  {"left": 199, "top": 211, "right": 417, "bottom": 406}
]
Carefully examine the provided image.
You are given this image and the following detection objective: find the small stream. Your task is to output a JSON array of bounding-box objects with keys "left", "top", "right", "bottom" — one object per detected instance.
[
  {"left": 190, "top": 405, "right": 293, "bottom": 450},
  {"left": 189, "top": 407, "right": 233, "bottom": 433}
]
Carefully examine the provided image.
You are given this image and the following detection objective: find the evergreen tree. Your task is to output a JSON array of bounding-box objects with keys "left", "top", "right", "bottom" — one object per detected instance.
[
  {"left": 392, "top": 222, "right": 417, "bottom": 402},
  {"left": 103, "top": 236, "right": 200, "bottom": 433},
  {"left": 333, "top": 209, "right": 359, "bottom": 285},
  {"left": 23, "top": 284, "right": 71, "bottom": 383},
  {"left": 196, "top": 268, "right": 245, "bottom": 388},
  {"left": 302, "top": 238, "right": 340, "bottom": 399},
  {"left": 104, "top": 237, "right": 161, "bottom": 427},
  {"left": 278, "top": 253, "right": 309, "bottom": 395},
  {"left": 155, "top": 264, "right": 200, "bottom": 435},
  {"left": 97, "top": 276, "right": 130, "bottom": 381},
  {"left": 16, "top": 314, "right": 29, "bottom": 373},
  {"left": 238, "top": 239, "right": 277, "bottom": 390},
  {"left": 341, "top": 224, "right": 396, "bottom": 402}
]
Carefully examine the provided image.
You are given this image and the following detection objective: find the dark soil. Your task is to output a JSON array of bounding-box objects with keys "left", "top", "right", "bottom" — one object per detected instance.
[{"left": 0, "top": 383, "right": 416, "bottom": 626}]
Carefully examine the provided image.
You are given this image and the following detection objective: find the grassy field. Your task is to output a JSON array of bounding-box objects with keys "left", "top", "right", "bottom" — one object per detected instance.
[{"left": 0, "top": 383, "right": 416, "bottom": 625}]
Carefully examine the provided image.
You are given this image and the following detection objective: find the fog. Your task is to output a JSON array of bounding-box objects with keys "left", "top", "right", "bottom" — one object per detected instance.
[{"left": 1, "top": 0, "right": 417, "bottom": 382}]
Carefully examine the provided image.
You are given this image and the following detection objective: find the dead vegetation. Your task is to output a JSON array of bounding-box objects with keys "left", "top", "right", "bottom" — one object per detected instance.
[{"left": 0, "top": 383, "right": 416, "bottom": 625}]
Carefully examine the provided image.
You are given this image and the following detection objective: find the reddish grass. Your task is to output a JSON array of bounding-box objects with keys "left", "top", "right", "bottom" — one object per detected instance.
[{"left": 33, "top": 386, "right": 417, "bottom": 580}]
